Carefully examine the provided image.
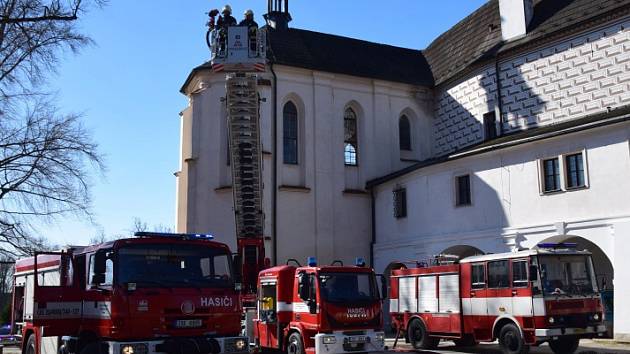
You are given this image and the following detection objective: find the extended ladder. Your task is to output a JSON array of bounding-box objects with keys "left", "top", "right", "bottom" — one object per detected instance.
[{"left": 226, "top": 73, "right": 265, "bottom": 303}]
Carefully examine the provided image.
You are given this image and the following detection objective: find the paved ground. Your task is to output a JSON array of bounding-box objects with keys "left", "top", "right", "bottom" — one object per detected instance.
[
  {"left": 2, "top": 339, "right": 629, "bottom": 354},
  {"left": 386, "top": 338, "right": 630, "bottom": 354}
]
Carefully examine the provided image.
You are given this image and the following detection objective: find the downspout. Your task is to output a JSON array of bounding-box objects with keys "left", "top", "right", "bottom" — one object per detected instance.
[
  {"left": 370, "top": 187, "right": 376, "bottom": 268},
  {"left": 494, "top": 50, "right": 505, "bottom": 137},
  {"left": 271, "top": 62, "right": 279, "bottom": 266}
]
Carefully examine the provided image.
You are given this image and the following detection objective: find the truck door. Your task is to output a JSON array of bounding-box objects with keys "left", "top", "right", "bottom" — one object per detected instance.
[
  {"left": 32, "top": 252, "right": 82, "bottom": 337},
  {"left": 257, "top": 281, "right": 279, "bottom": 348},
  {"left": 510, "top": 259, "right": 533, "bottom": 324},
  {"left": 296, "top": 271, "right": 318, "bottom": 328},
  {"left": 487, "top": 260, "right": 513, "bottom": 325},
  {"left": 467, "top": 263, "right": 491, "bottom": 340}
]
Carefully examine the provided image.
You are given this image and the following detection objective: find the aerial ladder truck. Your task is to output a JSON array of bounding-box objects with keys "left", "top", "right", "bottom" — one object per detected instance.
[{"left": 207, "top": 8, "right": 268, "bottom": 309}]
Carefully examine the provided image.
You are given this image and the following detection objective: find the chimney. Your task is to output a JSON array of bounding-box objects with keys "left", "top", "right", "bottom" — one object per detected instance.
[
  {"left": 264, "top": 0, "right": 292, "bottom": 30},
  {"left": 499, "top": 0, "right": 534, "bottom": 41}
]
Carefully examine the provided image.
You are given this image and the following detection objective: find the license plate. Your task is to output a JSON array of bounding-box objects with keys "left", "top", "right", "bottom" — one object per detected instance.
[
  {"left": 175, "top": 319, "right": 202, "bottom": 328},
  {"left": 348, "top": 336, "right": 366, "bottom": 343}
]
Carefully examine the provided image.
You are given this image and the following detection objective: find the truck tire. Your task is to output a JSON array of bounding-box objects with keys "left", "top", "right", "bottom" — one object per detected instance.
[
  {"left": 407, "top": 318, "right": 439, "bottom": 350},
  {"left": 453, "top": 335, "right": 478, "bottom": 347},
  {"left": 549, "top": 336, "right": 579, "bottom": 354},
  {"left": 499, "top": 323, "right": 530, "bottom": 354},
  {"left": 25, "top": 334, "right": 36, "bottom": 354},
  {"left": 287, "top": 333, "right": 304, "bottom": 354}
]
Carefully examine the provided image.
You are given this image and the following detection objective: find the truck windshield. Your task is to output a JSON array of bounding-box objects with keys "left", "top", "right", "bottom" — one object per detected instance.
[
  {"left": 319, "top": 272, "right": 378, "bottom": 303},
  {"left": 539, "top": 255, "right": 597, "bottom": 297},
  {"left": 118, "top": 244, "right": 233, "bottom": 288}
]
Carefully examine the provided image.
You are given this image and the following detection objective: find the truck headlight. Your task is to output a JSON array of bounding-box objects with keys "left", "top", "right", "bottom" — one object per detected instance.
[
  {"left": 375, "top": 332, "right": 385, "bottom": 341},
  {"left": 322, "top": 335, "right": 337, "bottom": 344},
  {"left": 121, "top": 343, "right": 148, "bottom": 354},
  {"left": 235, "top": 339, "right": 247, "bottom": 351},
  {"left": 593, "top": 313, "right": 600, "bottom": 321},
  {"left": 548, "top": 317, "right": 555, "bottom": 324}
]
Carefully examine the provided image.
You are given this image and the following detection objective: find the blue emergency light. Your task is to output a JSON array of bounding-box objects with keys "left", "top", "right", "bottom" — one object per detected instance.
[
  {"left": 134, "top": 232, "right": 214, "bottom": 241},
  {"left": 537, "top": 242, "right": 577, "bottom": 249},
  {"left": 307, "top": 257, "right": 317, "bottom": 267},
  {"left": 355, "top": 257, "right": 366, "bottom": 267}
]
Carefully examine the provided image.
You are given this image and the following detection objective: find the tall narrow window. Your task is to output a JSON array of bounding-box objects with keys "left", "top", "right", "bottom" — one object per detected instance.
[
  {"left": 542, "top": 158, "right": 560, "bottom": 193},
  {"left": 565, "top": 153, "right": 585, "bottom": 189},
  {"left": 344, "top": 107, "right": 358, "bottom": 166},
  {"left": 283, "top": 102, "right": 298, "bottom": 165},
  {"left": 456, "top": 174, "right": 472, "bottom": 206},
  {"left": 483, "top": 112, "right": 497, "bottom": 141},
  {"left": 393, "top": 187, "right": 407, "bottom": 219},
  {"left": 399, "top": 115, "right": 411, "bottom": 151}
]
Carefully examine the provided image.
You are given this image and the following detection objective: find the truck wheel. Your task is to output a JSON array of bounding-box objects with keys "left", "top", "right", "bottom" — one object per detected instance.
[
  {"left": 549, "top": 336, "right": 579, "bottom": 354},
  {"left": 287, "top": 333, "right": 304, "bottom": 354},
  {"left": 25, "top": 335, "right": 36, "bottom": 354},
  {"left": 407, "top": 318, "right": 439, "bottom": 350},
  {"left": 499, "top": 324, "right": 530, "bottom": 354},
  {"left": 453, "top": 335, "right": 478, "bottom": 347}
]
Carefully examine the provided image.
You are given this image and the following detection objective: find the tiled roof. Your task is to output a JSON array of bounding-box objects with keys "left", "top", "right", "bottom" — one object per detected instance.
[
  {"left": 425, "top": 0, "right": 630, "bottom": 86},
  {"left": 266, "top": 28, "right": 434, "bottom": 86}
]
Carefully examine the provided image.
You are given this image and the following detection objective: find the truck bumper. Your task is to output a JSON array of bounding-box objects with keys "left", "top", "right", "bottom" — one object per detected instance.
[
  {"left": 102, "top": 336, "right": 249, "bottom": 354},
  {"left": 535, "top": 325, "right": 607, "bottom": 339},
  {"left": 314, "top": 330, "right": 385, "bottom": 354}
]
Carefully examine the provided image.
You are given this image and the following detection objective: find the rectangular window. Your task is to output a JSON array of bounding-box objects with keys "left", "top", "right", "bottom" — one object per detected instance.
[
  {"left": 483, "top": 112, "right": 497, "bottom": 141},
  {"left": 471, "top": 264, "right": 486, "bottom": 289},
  {"left": 542, "top": 158, "right": 560, "bottom": 193},
  {"left": 512, "top": 260, "right": 528, "bottom": 288},
  {"left": 565, "top": 153, "right": 585, "bottom": 189},
  {"left": 393, "top": 188, "right": 407, "bottom": 219},
  {"left": 456, "top": 175, "right": 472, "bottom": 206},
  {"left": 488, "top": 260, "right": 509, "bottom": 288}
]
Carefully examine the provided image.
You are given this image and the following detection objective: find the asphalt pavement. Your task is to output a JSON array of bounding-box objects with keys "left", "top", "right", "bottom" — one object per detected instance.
[{"left": 2, "top": 339, "right": 629, "bottom": 354}]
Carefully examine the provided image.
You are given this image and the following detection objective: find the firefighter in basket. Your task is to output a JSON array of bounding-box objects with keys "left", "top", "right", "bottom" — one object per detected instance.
[
  {"left": 239, "top": 9, "right": 259, "bottom": 52},
  {"left": 206, "top": 5, "right": 236, "bottom": 53}
]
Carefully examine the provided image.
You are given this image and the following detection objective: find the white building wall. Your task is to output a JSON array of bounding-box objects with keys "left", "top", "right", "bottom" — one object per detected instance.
[
  {"left": 177, "top": 66, "right": 432, "bottom": 265},
  {"left": 501, "top": 18, "right": 630, "bottom": 132}
]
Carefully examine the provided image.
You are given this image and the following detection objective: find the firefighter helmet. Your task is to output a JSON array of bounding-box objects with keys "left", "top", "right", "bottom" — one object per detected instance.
[
  {"left": 244, "top": 9, "right": 254, "bottom": 17},
  {"left": 222, "top": 5, "right": 232, "bottom": 14}
]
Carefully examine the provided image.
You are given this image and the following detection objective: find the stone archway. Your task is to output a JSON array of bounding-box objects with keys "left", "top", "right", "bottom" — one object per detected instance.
[
  {"left": 538, "top": 234, "right": 614, "bottom": 337},
  {"left": 440, "top": 245, "right": 485, "bottom": 260}
]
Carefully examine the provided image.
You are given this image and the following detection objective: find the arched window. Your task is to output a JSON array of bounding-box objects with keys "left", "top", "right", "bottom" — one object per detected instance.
[
  {"left": 283, "top": 102, "right": 299, "bottom": 164},
  {"left": 344, "top": 107, "right": 358, "bottom": 166},
  {"left": 399, "top": 115, "right": 411, "bottom": 151}
]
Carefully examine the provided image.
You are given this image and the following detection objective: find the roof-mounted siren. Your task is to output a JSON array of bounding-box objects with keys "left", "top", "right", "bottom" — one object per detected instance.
[
  {"left": 307, "top": 257, "right": 317, "bottom": 267},
  {"left": 537, "top": 242, "right": 578, "bottom": 250},
  {"left": 355, "top": 258, "right": 366, "bottom": 267},
  {"left": 264, "top": 0, "right": 292, "bottom": 30},
  {"left": 207, "top": 13, "right": 267, "bottom": 73}
]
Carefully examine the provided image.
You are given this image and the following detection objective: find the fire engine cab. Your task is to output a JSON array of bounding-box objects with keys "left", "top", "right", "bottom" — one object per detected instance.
[
  {"left": 390, "top": 243, "right": 606, "bottom": 354},
  {"left": 10, "top": 232, "right": 249, "bottom": 354},
  {"left": 252, "top": 257, "right": 386, "bottom": 354}
]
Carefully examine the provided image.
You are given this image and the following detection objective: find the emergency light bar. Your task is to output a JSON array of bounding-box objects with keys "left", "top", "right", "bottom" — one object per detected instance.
[
  {"left": 307, "top": 257, "right": 317, "bottom": 267},
  {"left": 134, "top": 232, "right": 214, "bottom": 241},
  {"left": 537, "top": 242, "right": 577, "bottom": 249}
]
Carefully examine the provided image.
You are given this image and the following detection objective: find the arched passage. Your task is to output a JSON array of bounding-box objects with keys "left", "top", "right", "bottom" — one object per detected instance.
[
  {"left": 538, "top": 235, "right": 613, "bottom": 289},
  {"left": 537, "top": 234, "right": 614, "bottom": 337},
  {"left": 440, "top": 245, "right": 485, "bottom": 260}
]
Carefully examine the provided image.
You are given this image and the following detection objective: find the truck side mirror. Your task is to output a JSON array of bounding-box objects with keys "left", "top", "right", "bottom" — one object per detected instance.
[
  {"left": 308, "top": 301, "right": 317, "bottom": 314},
  {"left": 380, "top": 274, "right": 388, "bottom": 300},
  {"left": 233, "top": 254, "right": 243, "bottom": 283},
  {"left": 529, "top": 265, "right": 538, "bottom": 282},
  {"left": 93, "top": 251, "right": 107, "bottom": 275}
]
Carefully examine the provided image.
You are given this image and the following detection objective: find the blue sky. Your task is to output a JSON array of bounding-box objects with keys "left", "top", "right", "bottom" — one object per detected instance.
[{"left": 47, "top": 0, "right": 487, "bottom": 245}]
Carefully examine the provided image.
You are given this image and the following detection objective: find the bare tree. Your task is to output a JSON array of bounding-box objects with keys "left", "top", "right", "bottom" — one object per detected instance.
[{"left": 0, "top": 0, "right": 106, "bottom": 258}]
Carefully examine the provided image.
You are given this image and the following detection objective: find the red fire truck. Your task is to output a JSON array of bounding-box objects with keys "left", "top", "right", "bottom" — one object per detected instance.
[
  {"left": 10, "top": 232, "right": 249, "bottom": 354},
  {"left": 252, "top": 257, "right": 386, "bottom": 354},
  {"left": 389, "top": 243, "right": 606, "bottom": 354}
]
